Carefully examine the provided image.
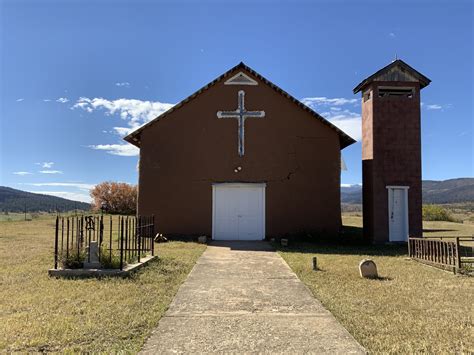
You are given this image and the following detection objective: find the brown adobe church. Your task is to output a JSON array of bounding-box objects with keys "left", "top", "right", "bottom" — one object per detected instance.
[{"left": 125, "top": 60, "right": 430, "bottom": 243}]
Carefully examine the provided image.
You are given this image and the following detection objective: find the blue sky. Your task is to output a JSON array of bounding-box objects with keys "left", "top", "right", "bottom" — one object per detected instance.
[{"left": 1, "top": 0, "right": 472, "bottom": 203}]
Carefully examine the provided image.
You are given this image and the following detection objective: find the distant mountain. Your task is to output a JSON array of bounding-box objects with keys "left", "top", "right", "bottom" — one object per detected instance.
[
  {"left": 340, "top": 184, "right": 363, "bottom": 204},
  {"left": 0, "top": 186, "right": 91, "bottom": 212},
  {"left": 341, "top": 178, "right": 474, "bottom": 204},
  {"left": 422, "top": 178, "right": 474, "bottom": 204}
]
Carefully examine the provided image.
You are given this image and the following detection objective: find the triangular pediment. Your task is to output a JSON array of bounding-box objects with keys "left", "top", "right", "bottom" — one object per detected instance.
[
  {"left": 125, "top": 62, "right": 356, "bottom": 149},
  {"left": 372, "top": 66, "right": 419, "bottom": 83},
  {"left": 353, "top": 59, "right": 431, "bottom": 93},
  {"left": 224, "top": 71, "right": 258, "bottom": 86}
]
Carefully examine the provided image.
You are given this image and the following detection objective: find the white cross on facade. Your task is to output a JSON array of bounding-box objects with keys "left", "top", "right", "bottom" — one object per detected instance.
[{"left": 217, "top": 90, "right": 265, "bottom": 157}]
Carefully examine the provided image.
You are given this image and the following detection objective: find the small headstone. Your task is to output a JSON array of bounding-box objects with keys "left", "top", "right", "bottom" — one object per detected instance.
[
  {"left": 198, "top": 235, "right": 207, "bottom": 244},
  {"left": 83, "top": 241, "right": 101, "bottom": 269},
  {"left": 359, "top": 259, "right": 378, "bottom": 279},
  {"left": 312, "top": 256, "right": 318, "bottom": 270},
  {"left": 280, "top": 238, "right": 288, "bottom": 247},
  {"left": 154, "top": 233, "right": 168, "bottom": 243}
]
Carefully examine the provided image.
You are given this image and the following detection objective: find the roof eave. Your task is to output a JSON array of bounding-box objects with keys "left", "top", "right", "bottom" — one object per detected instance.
[
  {"left": 123, "top": 61, "right": 356, "bottom": 150},
  {"left": 124, "top": 133, "right": 141, "bottom": 147}
]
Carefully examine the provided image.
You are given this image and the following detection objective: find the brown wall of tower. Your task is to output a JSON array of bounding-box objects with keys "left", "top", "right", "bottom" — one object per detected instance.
[{"left": 362, "top": 82, "right": 423, "bottom": 243}]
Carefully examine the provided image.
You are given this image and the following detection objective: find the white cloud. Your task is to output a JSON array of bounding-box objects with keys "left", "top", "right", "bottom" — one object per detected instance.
[
  {"left": 301, "top": 96, "right": 361, "bottom": 141},
  {"left": 424, "top": 103, "right": 452, "bottom": 111},
  {"left": 39, "top": 170, "right": 63, "bottom": 174},
  {"left": 301, "top": 97, "right": 357, "bottom": 107},
  {"left": 115, "top": 82, "right": 130, "bottom": 87},
  {"left": 13, "top": 171, "right": 33, "bottom": 175},
  {"left": 21, "top": 182, "right": 96, "bottom": 203},
  {"left": 43, "top": 99, "right": 52, "bottom": 102},
  {"left": 341, "top": 183, "right": 362, "bottom": 187},
  {"left": 16, "top": 98, "right": 24, "bottom": 102},
  {"left": 26, "top": 190, "right": 92, "bottom": 203},
  {"left": 37, "top": 161, "right": 54, "bottom": 168},
  {"left": 72, "top": 97, "right": 174, "bottom": 129},
  {"left": 88, "top": 144, "right": 139, "bottom": 156},
  {"left": 112, "top": 126, "right": 134, "bottom": 137},
  {"left": 56, "top": 97, "right": 69, "bottom": 103},
  {"left": 25, "top": 182, "right": 95, "bottom": 191},
  {"left": 318, "top": 109, "right": 362, "bottom": 141},
  {"left": 72, "top": 97, "right": 174, "bottom": 156},
  {"left": 328, "top": 116, "right": 361, "bottom": 141},
  {"left": 389, "top": 32, "right": 396, "bottom": 38},
  {"left": 426, "top": 104, "right": 442, "bottom": 110}
]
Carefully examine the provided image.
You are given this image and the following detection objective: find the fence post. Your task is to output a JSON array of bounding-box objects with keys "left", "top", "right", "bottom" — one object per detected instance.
[
  {"left": 54, "top": 216, "right": 59, "bottom": 269},
  {"left": 407, "top": 237, "right": 411, "bottom": 258},
  {"left": 152, "top": 215, "right": 155, "bottom": 256},
  {"left": 120, "top": 217, "right": 124, "bottom": 270},
  {"left": 455, "top": 237, "right": 461, "bottom": 273},
  {"left": 66, "top": 217, "right": 70, "bottom": 259},
  {"left": 137, "top": 216, "right": 141, "bottom": 263},
  {"left": 109, "top": 216, "right": 112, "bottom": 262}
]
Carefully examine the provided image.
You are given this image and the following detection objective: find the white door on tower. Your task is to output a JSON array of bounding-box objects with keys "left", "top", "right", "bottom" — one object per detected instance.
[
  {"left": 212, "top": 183, "right": 265, "bottom": 241},
  {"left": 387, "top": 186, "right": 409, "bottom": 242}
]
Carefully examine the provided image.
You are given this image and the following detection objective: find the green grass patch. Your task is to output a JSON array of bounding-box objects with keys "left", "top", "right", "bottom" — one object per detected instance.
[{"left": 0, "top": 216, "right": 206, "bottom": 352}]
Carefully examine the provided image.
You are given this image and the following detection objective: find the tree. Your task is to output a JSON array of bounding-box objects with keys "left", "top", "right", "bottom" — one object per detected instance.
[{"left": 90, "top": 182, "right": 137, "bottom": 215}]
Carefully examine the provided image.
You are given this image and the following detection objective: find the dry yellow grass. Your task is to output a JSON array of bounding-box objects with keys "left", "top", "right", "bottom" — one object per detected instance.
[
  {"left": 0, "top": 215, "right": 206, "bottom": 352},
  {"left": 278, "top": 215, "right": 474, "bottom": 353}
]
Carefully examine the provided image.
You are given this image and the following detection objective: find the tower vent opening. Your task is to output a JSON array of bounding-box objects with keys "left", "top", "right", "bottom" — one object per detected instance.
[{"left": 378, "top": 87, "right": 413, "bottom": 98}]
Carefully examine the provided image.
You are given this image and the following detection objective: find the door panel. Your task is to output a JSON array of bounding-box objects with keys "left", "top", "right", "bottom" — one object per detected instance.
[
  {"left": 213, "top": 184, "right": 264, "bottom": 240},
  {"left": 388, "top": 188, "right": 408, "bottom": 242}
]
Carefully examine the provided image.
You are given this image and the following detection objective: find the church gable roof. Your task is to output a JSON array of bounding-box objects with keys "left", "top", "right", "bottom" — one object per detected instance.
[
  {"left": 124, "top": 62, "right": 356, "bottom": 149},
  {"left": 353, "top": 59, "right": 431, "bottom": 94}
]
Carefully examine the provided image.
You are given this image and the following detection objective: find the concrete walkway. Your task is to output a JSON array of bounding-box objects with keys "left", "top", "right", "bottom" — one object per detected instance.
[{"left": 141, "top": 241, "right": 365, "bottom": 354}]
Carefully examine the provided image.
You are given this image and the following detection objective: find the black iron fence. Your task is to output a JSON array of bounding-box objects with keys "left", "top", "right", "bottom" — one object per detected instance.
[{"left": 54, "top": 215, "right": 155, "bottom": 270}]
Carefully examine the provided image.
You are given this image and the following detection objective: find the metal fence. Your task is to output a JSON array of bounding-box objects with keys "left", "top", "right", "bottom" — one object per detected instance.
[
  {"left": 54, "top": 215, "right": 155, "bottom": 270},
  {"left": 408, "top": 236, "right": 474, "bottom": 274}
]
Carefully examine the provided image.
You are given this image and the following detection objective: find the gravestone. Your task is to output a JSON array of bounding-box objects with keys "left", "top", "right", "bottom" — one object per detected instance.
[
  {"left": 280, "top": 238, "right": 288, "bottom": 247},
  {"left": 359, "top": 259, "right": 378, "bottom": 279},
  {"left": 198, "top": 236, "right": 207, "bottom": 244},
  {"left": 83, "top": 241, "right": 101, "bottom": 269}
]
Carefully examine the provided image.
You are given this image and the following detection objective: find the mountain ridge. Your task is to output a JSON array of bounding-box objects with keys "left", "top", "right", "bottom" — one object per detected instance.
[
  {"left": 0, "top": 186, "right": 91, "bottom": 212},
  {"left": 342, "top": 178, "right": 474, "bottom": 204}
]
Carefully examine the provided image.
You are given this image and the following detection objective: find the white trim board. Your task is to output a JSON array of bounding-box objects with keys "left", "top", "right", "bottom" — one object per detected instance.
[{"left": 224, "top": 72, "right": 258, "bottom": 86}]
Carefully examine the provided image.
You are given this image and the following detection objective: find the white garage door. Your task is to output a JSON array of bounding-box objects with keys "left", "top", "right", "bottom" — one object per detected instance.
[{"left": 212, "top": 183, "right": 265, "bottom": 241}]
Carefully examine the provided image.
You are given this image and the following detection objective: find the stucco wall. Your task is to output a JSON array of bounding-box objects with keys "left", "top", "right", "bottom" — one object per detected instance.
[{"left": 137, "top": 69, "right": 342, "bottom": 238}]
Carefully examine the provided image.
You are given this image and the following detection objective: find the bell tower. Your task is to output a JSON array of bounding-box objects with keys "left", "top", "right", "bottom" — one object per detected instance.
[{"left": 353, "top": 60, "right": 431, "bottom": 243}]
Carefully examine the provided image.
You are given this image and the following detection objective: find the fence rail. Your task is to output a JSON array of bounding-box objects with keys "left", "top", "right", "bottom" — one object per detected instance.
[
  {"left": 54, "top": 214, "right": 155, "bottom": 270},
  {"left": 408, "top": 236, "right": 473, "bottom": 274}
]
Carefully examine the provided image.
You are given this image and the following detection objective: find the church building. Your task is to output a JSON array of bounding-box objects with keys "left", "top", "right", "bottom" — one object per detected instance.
[{"left": 125, "top": 62, "right": 354, "bottom": 240}]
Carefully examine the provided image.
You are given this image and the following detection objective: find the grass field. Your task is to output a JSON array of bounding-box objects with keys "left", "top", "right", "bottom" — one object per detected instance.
[
  {"left": 278, "top": 215, "right": 474, "bottom": 353},
  {"left": 342, "top": 213, "right": 474, "bottom": 237},
  {"left": 1, "top": 213, "right": 473, "bottom": 353},
  {"left": 0, "top": 216, "right": 206, "bottom": 352}
]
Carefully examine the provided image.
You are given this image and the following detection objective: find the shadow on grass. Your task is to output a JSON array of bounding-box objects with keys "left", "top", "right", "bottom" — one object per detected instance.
[
  {"left": 273, "top": 225, "right": 407, "bottom": 257},
  {"left": 423, "top": 228, "right": 458, "bottom": 233}
]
